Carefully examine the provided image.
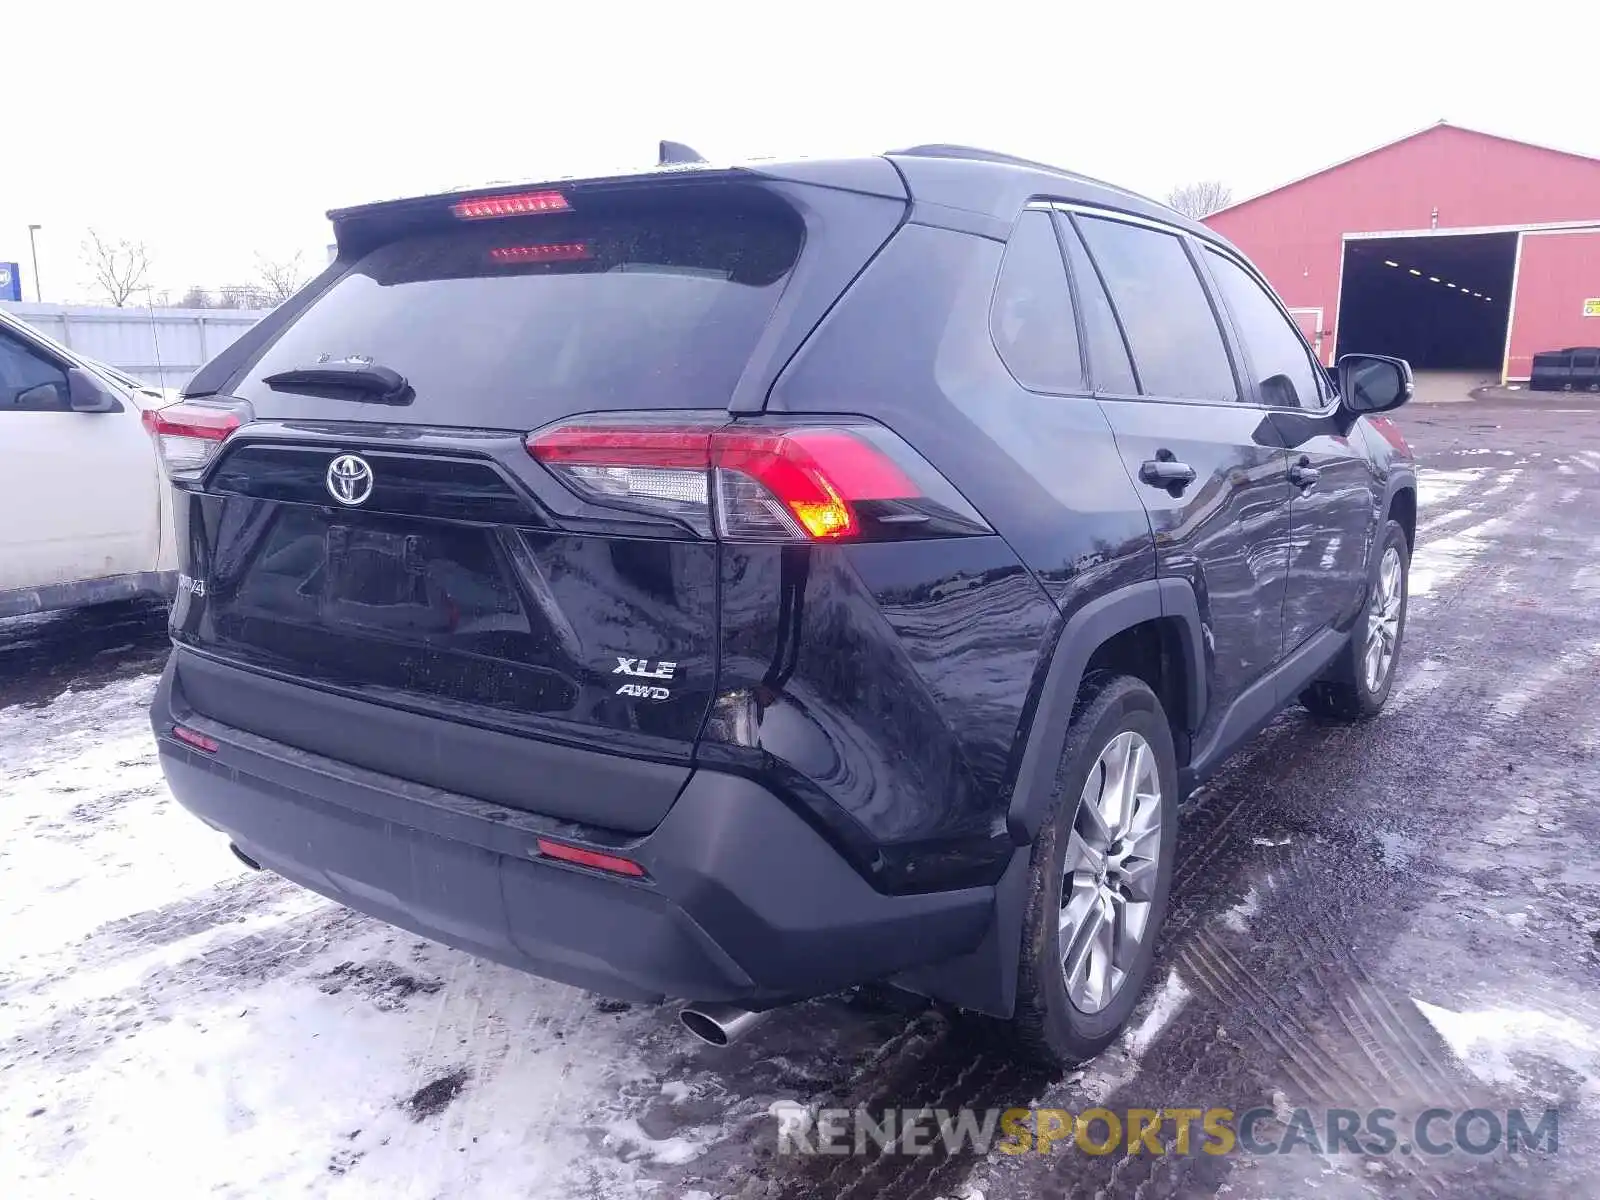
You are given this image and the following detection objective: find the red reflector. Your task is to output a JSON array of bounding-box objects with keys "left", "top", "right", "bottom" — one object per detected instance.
[
  {"left": 451, "top": 190, "right": 570, "bottom": 220},
  {"left": 535, "top": 838, "right": 646, "bottom": 877},
  {"left": 172, "top": 725, "right": 219, "bottom": 753},
  {"left": 488, "top": 242, "right": 592, "bottom": 264},
  {"left": 141, "top": 404, "right": 243, "bottom": 441}
]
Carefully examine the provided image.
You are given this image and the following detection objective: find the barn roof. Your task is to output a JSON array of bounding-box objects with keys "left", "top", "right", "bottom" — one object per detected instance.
[{"left": 1210, "top": 121, "right": 1600, "bottom": 220}]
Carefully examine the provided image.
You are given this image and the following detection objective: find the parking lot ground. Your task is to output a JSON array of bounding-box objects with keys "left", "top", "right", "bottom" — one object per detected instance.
[{"left": 2, "top": 394, "right": 1597, "bottom": 1200}]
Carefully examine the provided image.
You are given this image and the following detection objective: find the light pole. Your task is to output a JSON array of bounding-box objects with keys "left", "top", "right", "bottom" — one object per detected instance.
[{"left": 26, "top": 225, "right": 42, "bottom": 302}]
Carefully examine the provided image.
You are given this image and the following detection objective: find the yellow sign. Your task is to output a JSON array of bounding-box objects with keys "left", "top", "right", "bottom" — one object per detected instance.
[{"left": 1585, "top": 298, "right": 1600, "bottom": 317}]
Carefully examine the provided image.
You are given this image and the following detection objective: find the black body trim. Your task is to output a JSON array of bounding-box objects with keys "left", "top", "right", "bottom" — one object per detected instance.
[
  {"left": 152, "top": 657, "right": 994, "bottom": 1007},
  {"left": 1181, "top": 627, "right": 1346, "bottom": 791},
  {"left": 1005, "top": 578, "right": 1204, "bottom": 844}
]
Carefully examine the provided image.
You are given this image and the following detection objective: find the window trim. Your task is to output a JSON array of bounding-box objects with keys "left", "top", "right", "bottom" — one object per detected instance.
[
  {"left": 1199, "top": 244, "right": 1339, "bottom": 415},
  {"left": 1055, "top": 205, "right": 1246, "bottom": 407}
]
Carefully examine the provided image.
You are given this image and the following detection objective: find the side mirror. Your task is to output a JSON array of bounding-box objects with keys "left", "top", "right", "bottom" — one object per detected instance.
[
  {"left": 67, "top": 366, "right": 125, "bottom": 414},
  {"left": 1337, "top": 354, "right": 1413, "bottom": 415}
]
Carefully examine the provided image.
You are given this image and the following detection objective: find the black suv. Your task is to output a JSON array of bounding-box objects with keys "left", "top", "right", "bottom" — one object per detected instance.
[{"left": 149, "top": 145, "right": 1416, "bottom": 1064}]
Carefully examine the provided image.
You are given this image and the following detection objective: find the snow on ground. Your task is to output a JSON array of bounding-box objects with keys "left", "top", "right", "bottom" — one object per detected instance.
[
  {"left": 1414, "top": 1000, "right": 1600, "bottom": 1100},
  {"left": 0, "top": 670, "right": 755, "bottom": 1199}
]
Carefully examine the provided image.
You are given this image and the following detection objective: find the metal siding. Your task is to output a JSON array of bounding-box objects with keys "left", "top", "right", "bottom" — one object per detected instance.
[
  {"left": 1204, "top": 126, "right": 1600, "bottom": 364},
  {"left": 0, "top": 303, "right": 269, "bottom": 389},
  {"left": 1504, "top": 230, "right": 1600, "bottom": 380}
]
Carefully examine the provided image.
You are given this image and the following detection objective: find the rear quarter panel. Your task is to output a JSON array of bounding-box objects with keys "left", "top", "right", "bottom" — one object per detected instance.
[{"left": 748, "top": 222, "right": 1155, "bottom": 890}]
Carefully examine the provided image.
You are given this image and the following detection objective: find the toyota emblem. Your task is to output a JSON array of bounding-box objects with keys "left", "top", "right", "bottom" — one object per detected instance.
[{"left": 326, "top": 454, "right": 374, "bottom": 506}]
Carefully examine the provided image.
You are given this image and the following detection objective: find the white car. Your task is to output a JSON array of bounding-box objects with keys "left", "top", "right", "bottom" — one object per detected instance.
[{"left": 0, "top": 310, "right": 178, "bottom": 617}]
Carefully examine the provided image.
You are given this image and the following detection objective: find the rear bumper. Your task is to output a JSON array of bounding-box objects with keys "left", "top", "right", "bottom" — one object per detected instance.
[{"left": 151, "top": 653, "right": 996, "bottom": 1006}]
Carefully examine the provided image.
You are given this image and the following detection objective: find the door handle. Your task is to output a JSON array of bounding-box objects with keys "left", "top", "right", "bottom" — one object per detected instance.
[
  {"left": 1139, "top": 455, "right": 1197, "bottom": 490},
  {"left": 1289, "top": 457, "right": 1321, "bottom": 489}
]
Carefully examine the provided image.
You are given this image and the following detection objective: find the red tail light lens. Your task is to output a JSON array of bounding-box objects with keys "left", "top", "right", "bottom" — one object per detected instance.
[
  {"left": 535, "top": 838, "right": 646, "bottom": 878},
  {"left": 526, "top": 416, "right": 987, "bottom": 542},
  {"left": 142, "top": 402, "right": 247, "bottom": 477},
  {"left": 451, "top": 190, "right": 570, "bottom": 220}
]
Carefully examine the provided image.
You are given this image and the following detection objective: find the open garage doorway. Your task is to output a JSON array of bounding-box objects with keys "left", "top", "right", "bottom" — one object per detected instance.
[{"left": 1336, "top": 233, "right": 1518, "bottom": 389}]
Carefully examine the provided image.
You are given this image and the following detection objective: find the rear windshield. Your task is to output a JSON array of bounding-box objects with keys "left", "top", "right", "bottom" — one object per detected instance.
[{"left": 234, "top": 191, "right": 804, "bottom": 427}]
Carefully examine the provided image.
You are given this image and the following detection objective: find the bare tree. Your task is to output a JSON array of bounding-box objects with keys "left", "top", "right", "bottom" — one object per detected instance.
[
  {"left": 176, "top": 286, "right": 216, "bottom": 309},
  {"left": 254, "top": 251, "right": 307, "bottom": 305},
  {"left": 82, "top": 230, "right": 152, "bottom": 307},
  {"left": 1164, "top": 181, "right": 1234, "bottom": 220}
]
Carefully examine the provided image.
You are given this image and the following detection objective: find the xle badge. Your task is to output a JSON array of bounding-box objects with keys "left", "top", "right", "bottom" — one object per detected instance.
[{"left": 613, "top": 657, "right": 677, "bottom": 702}]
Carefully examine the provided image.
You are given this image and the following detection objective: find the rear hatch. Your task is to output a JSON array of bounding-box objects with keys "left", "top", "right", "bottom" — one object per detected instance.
[{"left": 162, "top": 168, "right": 907, "bottom": 829}]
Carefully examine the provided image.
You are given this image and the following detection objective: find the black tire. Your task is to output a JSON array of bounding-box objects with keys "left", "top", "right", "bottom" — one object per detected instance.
[
  {"left": 1300, "top": 519, "right": 1410, "bottom": 721},
  {"left": 1012, "top": 673, "right": 1179, "bottom": 1067}
]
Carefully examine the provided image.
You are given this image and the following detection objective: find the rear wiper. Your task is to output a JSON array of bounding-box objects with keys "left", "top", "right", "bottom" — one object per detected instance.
[{"left": 262, "top": 361, "right": 412, "bottom": 405}]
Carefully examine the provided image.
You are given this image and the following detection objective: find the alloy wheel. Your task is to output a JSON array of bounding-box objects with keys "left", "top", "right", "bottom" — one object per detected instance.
[
  {"left": 1059, "top": 730, "right": 1163, "bottom": 1014},
  {"left": 1364, "top": 546, "right": 1404, "bottom": 693}
]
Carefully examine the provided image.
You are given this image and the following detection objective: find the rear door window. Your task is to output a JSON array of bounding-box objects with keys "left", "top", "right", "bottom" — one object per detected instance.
[
  {"left": 234, "top": 192, "right": 804, "bottom": 427},
  {"left": 1075, "top": 216, "right": 1238, "bottom": 403},
  {"left": 1204, "top": 248, "right": 1327, "bottom": 410},
  {"left": 989, "top": 210, "right": 1084, "bottom": 393}
]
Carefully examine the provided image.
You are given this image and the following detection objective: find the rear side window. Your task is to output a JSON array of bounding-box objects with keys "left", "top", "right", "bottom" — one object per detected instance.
[
  {"left": 1056, "top": 216, "right": 1137, "bottom": 395},
  {"left": 1204, "top": 249, "right": 1326, "bottom": 409},
  {"left": 990, "top": 210, "right": 1084, "bottom": 393},
  {"left": 1076, "top": 217, "right": 1237, "bottom": 403},
  {"left": 235, "top": 192, "right": 804, "bottom": 425}
]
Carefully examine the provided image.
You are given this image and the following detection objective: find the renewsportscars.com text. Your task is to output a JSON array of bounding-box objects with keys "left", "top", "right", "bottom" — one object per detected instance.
[{"left": 772, "top": 1104, "right": 1559, "bottom": 1158}]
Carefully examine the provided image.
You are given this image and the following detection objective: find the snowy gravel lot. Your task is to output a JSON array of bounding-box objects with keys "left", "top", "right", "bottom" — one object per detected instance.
[{"left": 3, "top": 395, "right": 1599, "bottom": 1199}]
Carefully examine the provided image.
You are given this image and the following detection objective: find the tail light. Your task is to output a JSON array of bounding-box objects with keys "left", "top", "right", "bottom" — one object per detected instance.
[
  {"left": 527, "top": 414, "right": 989, "bottom": 542},
  {"left": 141, "top": 401, "right": 248, "bottom": 478}
]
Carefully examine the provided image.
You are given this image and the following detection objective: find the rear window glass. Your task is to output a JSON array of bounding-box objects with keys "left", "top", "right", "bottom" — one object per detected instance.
[{"left": 235, "top": 193, "right": 804, "bottom": 426}]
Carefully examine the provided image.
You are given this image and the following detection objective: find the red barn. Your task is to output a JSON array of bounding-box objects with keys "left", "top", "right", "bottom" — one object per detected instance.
[{"left": 1205, "top": 122, "right": 1600, "bottom": 384}]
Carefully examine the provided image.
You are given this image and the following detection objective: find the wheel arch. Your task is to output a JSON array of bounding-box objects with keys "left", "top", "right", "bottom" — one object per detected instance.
[
  {"left": 1005, "top": 578, "right": 1205, "bottom": 846},
  {"left": 1384, "top": 473, "right": 1418, "bottom": 552}
]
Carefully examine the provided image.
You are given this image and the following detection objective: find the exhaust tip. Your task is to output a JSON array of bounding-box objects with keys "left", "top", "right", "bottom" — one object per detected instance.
[
  {"left": 229, "top": 843, "right": 262, "bottom": 871},
  {"left": 680, "top": 1001, "right": 773, "bottom": 1047},
  {"left": 680, "top": 1008, "right": 732, "bottom": 1047}
]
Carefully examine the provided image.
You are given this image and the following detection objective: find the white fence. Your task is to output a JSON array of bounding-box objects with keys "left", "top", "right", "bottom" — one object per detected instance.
[{"left": 0, "top": 302, "right": 271, "bottom": 390}]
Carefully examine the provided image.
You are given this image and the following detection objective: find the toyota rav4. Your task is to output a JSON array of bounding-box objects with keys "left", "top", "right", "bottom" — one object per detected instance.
[{"left": 149, "top": 144, "right": 1416, "bottom": 1064}]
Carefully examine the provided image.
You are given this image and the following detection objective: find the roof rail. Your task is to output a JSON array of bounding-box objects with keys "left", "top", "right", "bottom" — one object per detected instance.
[{"left": 888, "top": 143, "right": 1074, "bottom": 175}]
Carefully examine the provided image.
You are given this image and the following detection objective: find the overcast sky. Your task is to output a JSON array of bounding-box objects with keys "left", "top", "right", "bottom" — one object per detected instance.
[{"left": 6, "top": 0, "right": 1596, "bottom": 304}]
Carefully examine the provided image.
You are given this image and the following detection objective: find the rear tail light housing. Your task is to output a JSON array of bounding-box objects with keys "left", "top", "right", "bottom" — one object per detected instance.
[
  {"left": 141, "top": 401, "right": 249, "bottom": 479},
  {"left": 526, "top": 414, "right": 989, "bottom": 542}
]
